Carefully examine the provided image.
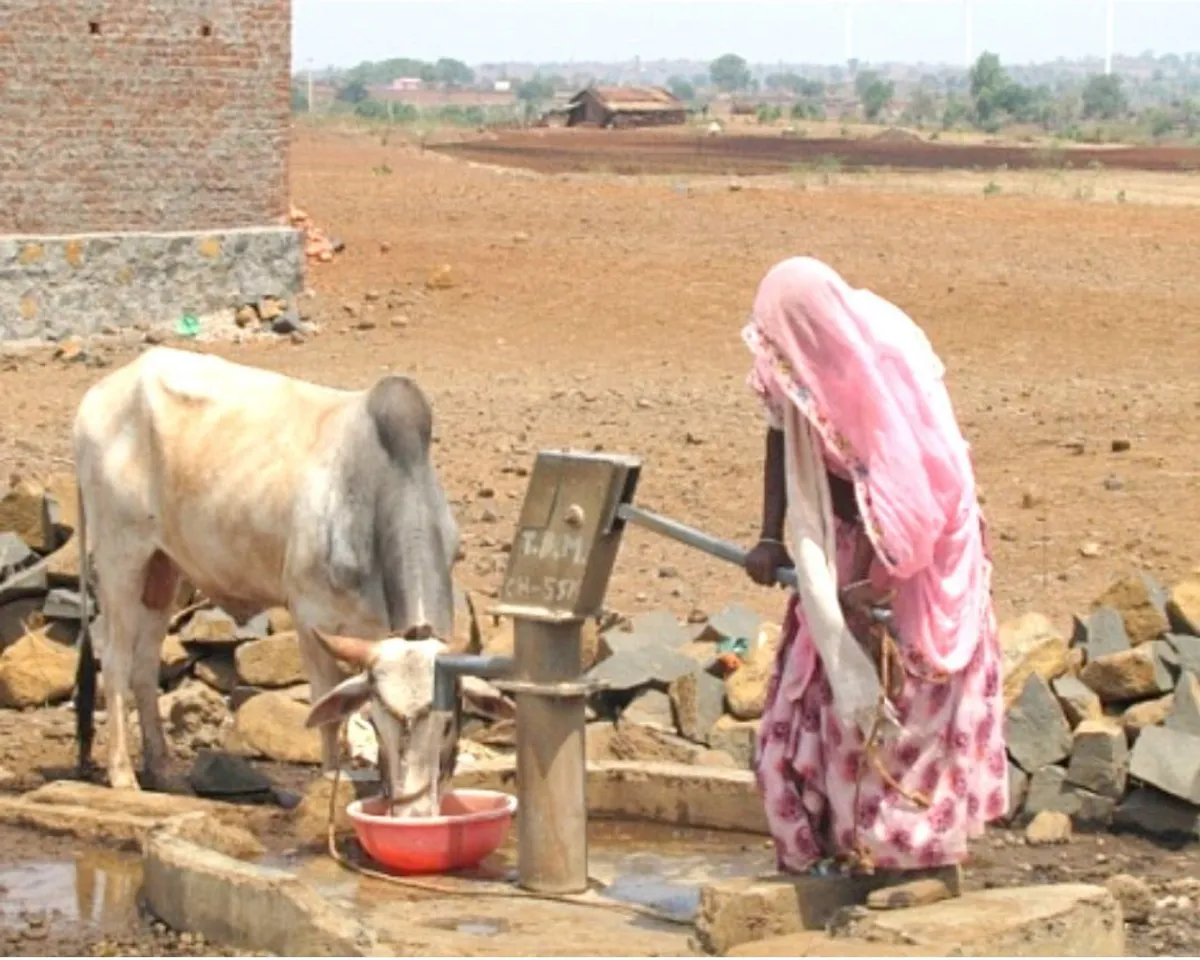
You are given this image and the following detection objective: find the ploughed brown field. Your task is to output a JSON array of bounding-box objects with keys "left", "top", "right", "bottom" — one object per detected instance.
[
  {"left": 431, "top": 125, "right": 1200, "bottom": 176},
  {"left": 1, "top": 124, "right": 1199, "bottom": 955}
]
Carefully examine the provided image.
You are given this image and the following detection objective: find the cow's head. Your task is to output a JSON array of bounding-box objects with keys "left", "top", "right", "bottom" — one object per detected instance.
[{"left": 304, "top": 630, "right": 459, "bottom": 818}]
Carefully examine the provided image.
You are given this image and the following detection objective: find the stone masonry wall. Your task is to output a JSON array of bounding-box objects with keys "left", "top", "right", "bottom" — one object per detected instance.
[
  {"left": 0, "top": 228, "right": 303, "bottom": 340},
  {"left": 0, "top": 0, "right": 291, "bottom": 234}
]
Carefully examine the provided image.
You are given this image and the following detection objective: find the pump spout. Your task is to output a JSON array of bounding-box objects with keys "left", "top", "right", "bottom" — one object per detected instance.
[{"left": 433, "top": 654, "right": 514, "bottom": 712}]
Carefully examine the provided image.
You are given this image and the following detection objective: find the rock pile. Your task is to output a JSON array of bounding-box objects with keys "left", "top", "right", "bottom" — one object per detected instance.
[
  {"left": 232, "top": 295, "right": 308, "bottom": 337},
  {"left": 524, "top": 603, "right": 780, "bottom": 770},
  {"left": 1004, "top": 572, "right": 1200, "bottom": 843},
  {"left": 290, "top": 204, "right": 343, "bottom": 264},
  {"left": 0, "top": 474, "right": 84, "bottom": 708}
]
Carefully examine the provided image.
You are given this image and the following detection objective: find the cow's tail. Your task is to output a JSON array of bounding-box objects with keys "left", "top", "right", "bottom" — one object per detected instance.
[{"left": 74, "top": 481, "right": 97, "bottom": 779}]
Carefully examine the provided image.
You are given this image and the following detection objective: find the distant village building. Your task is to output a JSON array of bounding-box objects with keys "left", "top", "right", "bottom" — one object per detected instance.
[
  {"left": 492, "top": 80, "right": 512, "bottom": 93},
  {"left": 391, "top": 77, "right": 423, "bottom": 91},
  {"left": 565, "top": 86, "right": 687, "bottom": 129}
]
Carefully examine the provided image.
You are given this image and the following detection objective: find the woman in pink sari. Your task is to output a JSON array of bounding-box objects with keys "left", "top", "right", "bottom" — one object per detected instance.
[{"left": 742, "top": 256, "right": 1006, "bottom": 875}]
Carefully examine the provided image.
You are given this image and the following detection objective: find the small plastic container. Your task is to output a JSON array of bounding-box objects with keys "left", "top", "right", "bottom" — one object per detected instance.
[{"left": 346, "top": 789, "right": 517, "bottom": 874}]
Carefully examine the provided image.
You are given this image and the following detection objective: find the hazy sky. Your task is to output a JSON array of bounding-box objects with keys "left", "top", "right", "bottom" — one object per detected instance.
[{"left": 293, "top": 0, "right": 1200, "bottom": 69}]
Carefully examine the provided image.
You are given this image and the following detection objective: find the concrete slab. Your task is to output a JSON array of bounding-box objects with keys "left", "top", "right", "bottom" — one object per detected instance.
[
  {"left": 728, "top": 931, "right": 943, "bottom": 957},
  {"left": 0, "top": 797, "right": 263, "bottom": 859},
  {"left": 729, "top": 884, "right": 1123, "bottom": 957},
  {"left": 25, "top": 779, "right": 259, "bottom": 829},
  {"left": 299, "top": 857, "right": 696, "bottom": 957},
  {"left": 143, "top": 831, "right": 377, "bottom": 956},
  {"left": 0, "top": 797, "right": 163, "bottom": 850},
  {"left": 455, "top": 759, "right": 767, "bottom": 834},
  {"left": 834, "top": 883, "right": 1124, "bottom": 957},
  {"left": 695, "top": 866, "right": 962, "bottom": 955}
]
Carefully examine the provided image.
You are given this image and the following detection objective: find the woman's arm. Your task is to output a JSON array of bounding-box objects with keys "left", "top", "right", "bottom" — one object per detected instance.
[
  {"left": 760, "top": 427, "right": 787, "bottom": 541},
  {"left": 745, "top": 428, "right": 792, "bottom": 586}
]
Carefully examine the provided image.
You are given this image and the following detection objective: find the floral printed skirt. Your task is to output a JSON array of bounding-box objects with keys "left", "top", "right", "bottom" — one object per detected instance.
[{"left": 754, "top": 592, "right": 1008, "bottom": 874}]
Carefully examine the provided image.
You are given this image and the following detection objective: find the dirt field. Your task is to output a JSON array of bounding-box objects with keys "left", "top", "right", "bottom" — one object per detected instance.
[
  {"left": 2, "top": 123, "right": 1200, "bottom": 954},
  {"left": 431, "top": 126, "right": 1200, "bottom": 177}
]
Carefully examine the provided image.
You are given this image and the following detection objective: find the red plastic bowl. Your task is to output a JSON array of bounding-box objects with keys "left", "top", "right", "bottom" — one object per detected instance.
[{"left": 346, "top": 789, "right": 518, "bottom": 874}]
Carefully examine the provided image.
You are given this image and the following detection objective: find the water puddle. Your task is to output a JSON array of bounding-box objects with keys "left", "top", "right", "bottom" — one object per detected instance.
[
  {"left": 0, "top": 849, "right": 143, "bottom": 930},
  {"left": 288, "top": 816, "right": 771, "bottom": 928},
  {"left": 426, "top": 916, "right": 510, "bottom": 937},
  {"left": 585, "top": 821, "right": 772, "bottom": 921}
]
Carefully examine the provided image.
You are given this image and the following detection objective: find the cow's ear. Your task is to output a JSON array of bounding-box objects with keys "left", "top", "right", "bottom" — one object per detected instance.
[{"left": 306, "top": 673, "right": 372, "bottom": 728}]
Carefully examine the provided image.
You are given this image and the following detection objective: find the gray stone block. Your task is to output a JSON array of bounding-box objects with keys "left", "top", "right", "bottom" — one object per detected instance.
[
  {"left": 704, "top": 604, "right": 763, "bottom": 645},
  {"left": 588, "top": 639, "right": 696, "bottom": 693},
  {"left": 1072, "top": 788, "right": 1118, "bottom": 827},
  {"left": 593, "top": 610, "right": 701, "bottom": 694},
  {"left": 1167, "top": 634, "right": 1200, "bottom": 677},
  {"left": 1007, "top": 762, "right": 1029, "bottom": 821},
  {"left": 236, "top": 611, "right": 270, "bottom": 641},
  {"left": 1024, "top": 764, "right": 1116, "bottom": 826},
  {"left": 1071, "top": 606, "right": 1131, "bottom": 661},
  {"left": 42, "top": 588, "right": 84, "bottom": 620},
  {"left": 1166, "top": 672, "right": 1200, "bottom": 737},
  {"left": 628, "top": 609, "right": 688, "bottom": 648},
  {"left": 620, "top": 689, "right": 675, "bottom": 731},
  {"left": 1114, "top": 786, "right": 1200, "bottom": 843},
  {"left": 0, "top": 532, "right": 34, "bottom": 576},
  {"left": 669, "top": 668, "right": 726, "bottom": 745},
  {"left": 1053, "top": 674, "right": 1102, "bottom": 726},
  {"left": 708, "top": 717, "right": 759, "bottom": 769},
  {"left": 1006, "top": 673, "right": 1072, "bottom": 772},
  {"left": 1024, "top": 765, "right": 1080, "bottom": 818},
  {"left": 1129, "top": 725, "right": 1200, "bottom": 805},
  {"left": 1065, "top": 720, "right": 1128, "bottom": 799}
]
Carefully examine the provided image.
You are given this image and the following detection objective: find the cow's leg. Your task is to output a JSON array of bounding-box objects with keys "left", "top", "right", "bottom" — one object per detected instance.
[
  {"left": 94, "top": 574, "right": 148, "bottom": 792},
  {"left": 92, "top": 544, "right": 176, "bottom": 791},
  {"left": 297, "top": 625, "right": 348, "bottom": 771},
  {"left": 132, "top": 550, "right": 178, "bottom": 790}
]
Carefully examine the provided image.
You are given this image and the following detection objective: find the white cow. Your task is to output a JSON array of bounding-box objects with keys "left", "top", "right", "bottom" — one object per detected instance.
[{"left": 72, "top": 346, "right": 462, "bottom": 815}]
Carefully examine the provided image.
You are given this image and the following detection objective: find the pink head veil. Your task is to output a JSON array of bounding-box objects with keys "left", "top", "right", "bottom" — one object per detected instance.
[{"left": 744, "top": 257, "right": 991, "bottom": 674}]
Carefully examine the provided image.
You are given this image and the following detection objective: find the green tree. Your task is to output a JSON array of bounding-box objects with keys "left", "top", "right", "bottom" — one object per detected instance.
[
  {"left": 854, "top": 70, "right": 894, "bottom": 122},
  {"left": 995, "top": 82, "right": 1038, "bottom": 122},
  {"left": 709, "top": 53, "right": 751, "bottom": 92},
  {"left": 1145, "top": 108, "right": 1175, "bottom": 138},
  {"left": 1081, "top": 74, "right": 1127, "bottom": 119},
  {"left": 968, "top": 51, "right": 1010, "bottom": 128},
  {"left": 1183, "top": 99, "right": 1200, "bottom": 136},
  {"left": 337, "top": 79, "right": 369, "bottom": 104},
  {"left": 942, "top": 93, "right": 971, "bottom": 129},
  {"left": 345, "top": 58, "right": 434, "bottom": 87},
  {"left": 796, "top": 79, "right": 826, "bottom": 100},
  {"left": 433, "top": 58, "right": 474, "bottom": 87},
  {"left": 353, "top": 99, "right": 389, "bottom": 119},
  {"left": 516, "top": 76, "right": 556, "bottom": 103},
  {"left": 667, "top": 76, "right": 696, "bottom": 101},
  {"left": 902, "top": 85, "right": 938, "bottom": 126},
  {"left": 291, "top": 86, "right": 309, "bottom": 113}
]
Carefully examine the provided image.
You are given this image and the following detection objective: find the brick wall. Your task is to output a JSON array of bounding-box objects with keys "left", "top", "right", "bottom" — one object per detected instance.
[{"left": 0, "top": 0, "right": 291, "bottom": 235}]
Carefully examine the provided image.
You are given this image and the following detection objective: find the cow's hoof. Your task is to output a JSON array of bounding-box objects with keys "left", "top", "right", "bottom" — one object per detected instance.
[{"left": 109, "top": 773, "right": 142, "bottom": 792}]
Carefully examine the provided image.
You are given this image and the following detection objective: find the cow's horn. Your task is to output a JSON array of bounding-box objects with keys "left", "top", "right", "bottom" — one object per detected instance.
[{"left": 312, "top": 628, "right": 377, "bottom": 668}]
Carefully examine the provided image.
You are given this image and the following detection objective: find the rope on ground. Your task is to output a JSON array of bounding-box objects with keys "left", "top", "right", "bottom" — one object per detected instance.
[{"left": 322, "top": 723, "right": 694, "bottom": 927}]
